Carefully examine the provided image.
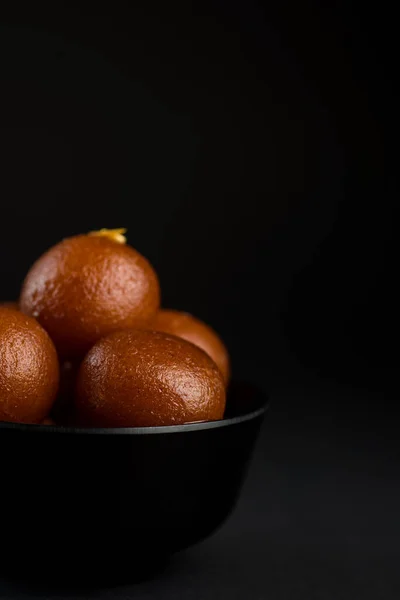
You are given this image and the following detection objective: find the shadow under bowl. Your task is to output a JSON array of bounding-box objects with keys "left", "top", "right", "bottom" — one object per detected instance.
[{"left": 0, "top": 382, "right": 267, "bottom": 583}]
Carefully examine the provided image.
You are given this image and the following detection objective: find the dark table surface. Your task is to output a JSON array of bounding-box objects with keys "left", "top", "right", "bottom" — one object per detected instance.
[{"left": 1, "top": 375, "right": 398, "bottom": 599}]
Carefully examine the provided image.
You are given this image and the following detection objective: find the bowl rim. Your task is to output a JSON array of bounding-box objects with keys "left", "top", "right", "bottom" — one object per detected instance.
[{"left": 0, "top": 401, "right": 268, "bottom": 436}]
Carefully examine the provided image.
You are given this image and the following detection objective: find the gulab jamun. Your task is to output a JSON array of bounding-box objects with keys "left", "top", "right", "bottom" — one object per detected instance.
[
  {"left": 152, "top": 309, "right": 230, "bottom": 382},
  {"left": 19, "top": 229, "right": 160, "bottom": 358},
  {"left": 0, "top": 307, "right": 60, "bottom": 424},
  {"left": 75, "top": 329, "right": 226, "bottom": 427}
]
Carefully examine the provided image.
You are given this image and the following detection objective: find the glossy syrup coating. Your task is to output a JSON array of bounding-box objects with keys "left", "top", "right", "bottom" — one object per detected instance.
[
  {"left": 0, "top": 307, "right": 60, "bottom": 424},
  {"left": 152, "top": 310, "right": 230, "bottom": 382},
  {"left": 76, "top": 329, "right": 226, "bottom": 427},
  {"left": 19, "top": 231, "right": 160, "bottom": 359}
]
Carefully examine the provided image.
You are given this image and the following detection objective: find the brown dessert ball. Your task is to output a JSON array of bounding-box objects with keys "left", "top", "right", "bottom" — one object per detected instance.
[
  {"left": 20, "top": 229, "right": 160, "bottom": 359},
  {"left": 152, "top": 309, "right": 230, "bottom": 382},
  {"left": 76, "top": 329, "right": 226, "bottom": 427},
  {"left": 0, "top": 307, "right": 60, "bottom": 424}
]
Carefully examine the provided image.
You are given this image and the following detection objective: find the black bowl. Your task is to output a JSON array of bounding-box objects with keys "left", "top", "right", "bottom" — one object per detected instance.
[{"left": 0, "top": 382, "right": 267, "bottom": 583}]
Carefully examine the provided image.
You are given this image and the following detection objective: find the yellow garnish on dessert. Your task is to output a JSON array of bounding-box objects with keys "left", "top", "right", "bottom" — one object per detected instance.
[{"left": 88, "top": 228, "right": 127, "bottom": 244}]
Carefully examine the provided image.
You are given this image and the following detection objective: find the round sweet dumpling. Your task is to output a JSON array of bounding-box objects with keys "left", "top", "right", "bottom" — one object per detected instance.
[
  {"left": 0, "top": 307, "right": 59, "bottom": 424},
  {"left": 75, "top": 329, "right": 226, "bottom": 427},
  {"left": 19, "top": 229, "right": 160, "bottom": 359}
]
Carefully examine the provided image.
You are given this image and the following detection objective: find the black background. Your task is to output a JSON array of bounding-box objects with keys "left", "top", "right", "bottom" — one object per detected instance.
[{"left": 0, "top": 2, "right": 398, "bottom": 598}]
